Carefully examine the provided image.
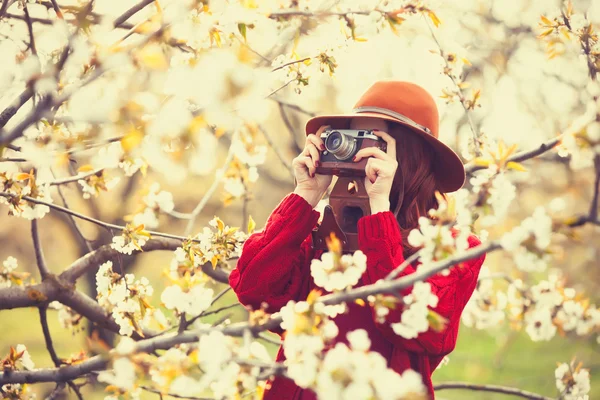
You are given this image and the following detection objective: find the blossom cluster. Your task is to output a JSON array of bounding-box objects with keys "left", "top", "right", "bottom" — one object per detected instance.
[
  {"left": 76, "top": 167, "right": 120, "bottom": 200},
  {"left": 0, "top": 256, "right": 31, "bottom": 289},
  {"left": 110, "top": 223, "right": 151, "bottom": 255},
  {"left": 470, "top": 165, "right": 517, "bottom": 228},
  {"left": 558, "top": 121, "right": 600, "bottom": 170},
  {"left": 222, "top": 125, "right": 266, "bottom": 202},
  {"left": 49, "top": 301, "right": 83, "bottom": 332},
  {"left": 464, "top": 270, "right": 600, "bottom": 343},
  {"left": 96, "top": 261, "right": 159, "bottom": 336},
  {"left": 0, "top": 168, "right": 51, "bottom": 220},
  {"left": 172, "top": 216, "right": 247, "bottom": 277},
  {"left": 101, "top": 327, "right": 270, "bottom": 399},
  {"left": 391, "top": 282, "right": 440, "bottom": 339},
  {"left": 281, "top": 302, "right": 428, "bottom": 400},
  {"left": 129, "top": 182, "right": 175, "bottom": 229},
  {"left": 161, "top": 275, "right": 214, "bottom": 316},
  {"left": 0, "top": 344, "right": 36, "bottom": 399},
  {"left": 310, "top": 249, "right": 367, "bottom": 292},
  {"left": 500, "top": 206, "right": 553, "bottom": 272},
  {"left": 555, "top": 360, "right": 591, "bottom": 400},
  {"left": 462, "top": 267, "right": 507, "bottom": 330}
]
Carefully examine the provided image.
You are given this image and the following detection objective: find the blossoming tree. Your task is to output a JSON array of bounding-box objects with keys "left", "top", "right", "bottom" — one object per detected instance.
[{"left": 0, "top": 0, "right": 598, "bottom": 399}]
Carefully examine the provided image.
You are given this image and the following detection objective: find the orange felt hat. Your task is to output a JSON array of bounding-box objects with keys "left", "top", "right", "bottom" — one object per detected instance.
[{"left": 305, "top": 80, "right": 465, "bottom": 193}]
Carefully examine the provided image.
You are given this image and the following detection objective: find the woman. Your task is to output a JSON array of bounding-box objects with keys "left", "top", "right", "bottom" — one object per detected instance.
[{"left": 229, "top": 81, "right": 487, "bottom": 399}]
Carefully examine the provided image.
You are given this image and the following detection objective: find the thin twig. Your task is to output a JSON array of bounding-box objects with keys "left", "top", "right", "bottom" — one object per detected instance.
[
  {"left": 385, "top": 250, "right": 421, "bottom": 281},
  {"left": 32, "top": 219, "right": 51, "bottom": 280},
  {"left": 113, "top": 0, "right": 154, "bottom": 28},
  {"left": 139, "top": 385, "right": 214, "bottom": 400},
  {"left": 23, "top": 4, "right": 36, "bottom": 55},
  {"left": 48, "top": 168, "right": 104, "bottom": 186},
  {"left": 256, "top": 123, "right": 294, "bottom": 178},
  {"left": 0, "top": 191, "right": 199, "bottom": 243},
  {"left": 51, "top": 169, "right": 95, "bottom": 252},
  {"left": 271, "top": 98, "right": 316, "bottom": 117},
  {"left": 266, "top": 78, "right": 296, "bottom": 98},
  {"left": 271, "top": 57, "right": 312, "bottom": 72},
  {"left": 0, "top": 89, "right": 33, "bottom": 129},
  {"left": 465, "top": 135, "right": 563, "bottom": 174},
  {"left": 257, "top": 332, "right": 282, "bottom": 346},
  {"left": 184, "top": 303, "right": 241, "bottom": 330},
  {"left": 0, "top": 157, "right": 27, "bottom": 162},
  {"left": 0, "top": 0, "right": 13, "bottom": 20},
  {"left": 211, "top": 286, "right": 232, "bottom": 306},
  {"left": 184, "top": 142, "right": 236, "bottom": 236},
  {"left": 49, "top": 0, "right": 63, "bottom": 18},
  {"left": 424, "top": 16, "right": 482, "bottom": 156},
  {"left": 39, "top": 306, "right": 61, "bottom": 366},
  {"left": 588, "top": 153, "right": 600, "bottom": 221},
  {"left": 434, "top": 382, "right": 553, "bottom": 400}
]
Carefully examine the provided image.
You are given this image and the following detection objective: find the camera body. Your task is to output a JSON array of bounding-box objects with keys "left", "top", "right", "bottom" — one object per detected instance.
[{"left": 316, "top": 129, "right": 387, "bottom": 177}]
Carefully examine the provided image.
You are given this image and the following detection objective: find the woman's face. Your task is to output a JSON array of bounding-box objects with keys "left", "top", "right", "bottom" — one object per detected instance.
[{"left": 349, "top": 117, "right": 389, "bottom": 132}]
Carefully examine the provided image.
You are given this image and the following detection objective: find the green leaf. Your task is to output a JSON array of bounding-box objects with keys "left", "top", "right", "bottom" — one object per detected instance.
[{"left": 238, "top": 23, "right": 247, "bottom": 42}]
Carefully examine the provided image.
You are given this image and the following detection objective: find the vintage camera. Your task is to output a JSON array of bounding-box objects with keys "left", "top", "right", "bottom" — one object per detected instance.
[{"left": 316, "top": 129, "right": 387, "bottom": 177}]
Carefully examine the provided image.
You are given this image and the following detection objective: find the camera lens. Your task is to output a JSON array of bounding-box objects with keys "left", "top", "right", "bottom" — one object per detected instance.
[{"left": 324, "top": 131, "right": 356, "bottom": 160}]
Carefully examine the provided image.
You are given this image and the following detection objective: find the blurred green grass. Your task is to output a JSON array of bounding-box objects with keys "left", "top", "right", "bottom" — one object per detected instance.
[{"left": 2, "top": 281, "right": 598, "bottom": 399}]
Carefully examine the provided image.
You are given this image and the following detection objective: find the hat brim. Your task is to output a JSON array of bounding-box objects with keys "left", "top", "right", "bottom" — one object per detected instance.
[{"left": 305, "top": 112, "right": 465, "bottom": 193}]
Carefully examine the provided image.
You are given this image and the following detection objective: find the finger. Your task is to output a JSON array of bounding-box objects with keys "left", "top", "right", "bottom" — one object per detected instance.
[
  {"left": 368, "top": 158, "right": 397, "bottom": 178},
  {"left": 354, "top": 146, "right": 392, "bottom": 162},
  {"left": 299, "top": 156, "right": 316, "bottom": 177},
  {"left": 371, "top": 129, "right": 396, "bottom": 161},
  {"left": 365, "top": 159, "right": 378, "bottom": 184},
  {"left": 307, "top": 134, "right": 326, "bottom": 152},
  {"left": 305, "top": 142, "right": 320, "bottom": 168},
  {"left": 307, "top": 125, "right": 330, "bottom": 150}
]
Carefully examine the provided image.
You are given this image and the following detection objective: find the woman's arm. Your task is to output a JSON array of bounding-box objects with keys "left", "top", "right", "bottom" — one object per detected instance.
[
  {"left": 357, "top": 211, "right": 486, "bottom": 356},
  {"left": 229, "top": 193, "right": 320, "bottom": 315}
]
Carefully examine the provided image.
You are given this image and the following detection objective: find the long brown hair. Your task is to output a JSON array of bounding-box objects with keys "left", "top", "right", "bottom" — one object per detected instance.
[{"left": 388, "top": 124, "right": 446, "bottom": 259}]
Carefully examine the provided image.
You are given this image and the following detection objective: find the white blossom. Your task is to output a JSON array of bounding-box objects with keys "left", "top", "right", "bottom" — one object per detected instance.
[
  {"left": 98, "top": 357, "right": 137, "bottom": 391},
  {"left": 110, "top": 233, "right": 148, "bottom": 255},
  {"left": 391, "top": 282, "right": 438, "bottom": 339},
  {"left": 525, "top": 307, "right": 557, "bottom": 341},
  {"left": 462, "top": 268, "right": 507, "bottom": 329},
  {"left": 500, "top": 206, "right": 553, "bottom": 272},
  {"left": 555, "top": 362, "right": 591, "bottom": 400},
  {"left": 15, "top": 344, "right": 35, "bottom": 370},
  {"left": 311, "top": 250, "right": 367, "bottom": 292},
  {"left": 160, "top": 284, "right": 214, "bottom": 315}
]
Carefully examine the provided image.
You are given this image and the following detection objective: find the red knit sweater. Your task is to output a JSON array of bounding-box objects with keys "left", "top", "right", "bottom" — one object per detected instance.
[{"left": 229, "top": 193, "right": 486, "bottom": 400}]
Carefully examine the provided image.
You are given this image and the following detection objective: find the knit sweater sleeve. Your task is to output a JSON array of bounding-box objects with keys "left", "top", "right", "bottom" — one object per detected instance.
[
  {"left": 229, "top": 193, "right": 320, "bottom": 315},
  {"left": 357, "top": 211, "right": 486, "bottom": 356}
]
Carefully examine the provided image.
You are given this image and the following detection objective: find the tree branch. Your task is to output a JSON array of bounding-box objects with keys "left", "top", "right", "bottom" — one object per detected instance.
[
  {"left": 39, "top": 306, "right": 61, "bottom": 366},
  {"left": 60, "top": 237, "right": 181, "bottom": 283},
  {"left": 32, "top": 219, "right": 51, "bottom": 280},
  {"left": 465, "top": 135, "right": 563, "bottom": 174},
  {"left": 0, "top": 0, "right": 14, "bottom": 20},
  {"left": 277, "top": 103, "right": 304, "bottom": 156},
  {"left": 434, "top": 382, "right": 553, "bottom": 400},
  {"left": 256, "top": 123, "right": 294, "bottom": 178},
  {"left": 24, "top": 4, "right": 36, "bottom": 55},
  {"left": 424, "top": 17, "right": 481, "bottom": 157},
  {"left": 0, "top": 191, "right": 205, "bottom": 243},
  {"left": 48, "top": 168, "right": 105, "bottom": 186},
  {"left": 270, "top": 97, "right": 316, "bottom": 117},
  {"left": 0, "top": 239, "right": 498, "bottom": 385},
  {"left": 113, "top": 0, "right": 154, "bottom": 28}
]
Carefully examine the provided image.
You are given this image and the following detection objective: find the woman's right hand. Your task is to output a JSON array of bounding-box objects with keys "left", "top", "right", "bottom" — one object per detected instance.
[{"left": 292, "top": 125, "right": 333, "bottom": 208}]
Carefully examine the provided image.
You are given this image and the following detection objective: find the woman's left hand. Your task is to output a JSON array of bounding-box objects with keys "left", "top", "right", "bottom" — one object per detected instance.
[{"left": 352, "top": 129, "right": 398, "bottom": 214}]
